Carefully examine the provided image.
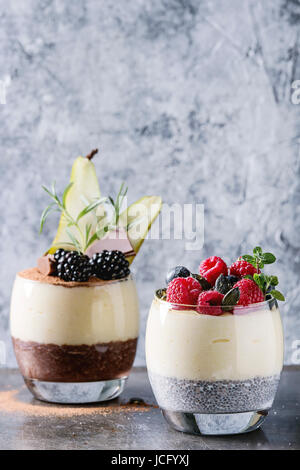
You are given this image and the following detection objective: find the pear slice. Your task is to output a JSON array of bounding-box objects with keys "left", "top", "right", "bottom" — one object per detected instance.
[
  {"left": 48, "top": 154, "right": 102, "bottom": 254},
  {"left": 119, "top": 196, "right": 162, "bottom": 264}
]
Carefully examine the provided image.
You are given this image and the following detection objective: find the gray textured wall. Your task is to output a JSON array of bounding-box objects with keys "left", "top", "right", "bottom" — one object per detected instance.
[{"left": 1, "top": 0, "right": 300, "bottom": 367}]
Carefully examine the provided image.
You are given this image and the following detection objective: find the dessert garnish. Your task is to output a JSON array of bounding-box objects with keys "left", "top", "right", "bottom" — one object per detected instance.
[
  {"left": 166, "top": 266, "right": 190, "bottom": 285},
  {"left": 39, "top": 150, "right": 162, "bottom": 282},
  {"left": 229, "top": 259, "right": 260, "bottom": 277},
  {"left": 85, "top": 227, "right": 135, "bottom": 258},
  {"left": 161, "top": 246, "right": 285, "bottom": 315},
  {"left": 37, "top": 255, "right": 56, "bottom": 276},
  {"left": 198, "top": 256, "right": 228, "bottom": 285},
  {"left": 233, "top": 278, "right": 264, "bottom": 306},
  {"left": 54, "top": 249, "right": 92, "bottom": 282},
  {"left": 196, "top": 291, "right": 224, "bottom": 316},
  {"left": 166, "top": 277, "right": 202, "bottom": 306},
  {"left": 239, "top": 247, "right": 285, "bottom": 302},
  {"left": 89, "top": 250, "right": 130, "bottom": 280}
]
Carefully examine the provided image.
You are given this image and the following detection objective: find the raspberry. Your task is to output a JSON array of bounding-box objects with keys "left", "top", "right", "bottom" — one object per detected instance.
[
  {"left": 166, "top": 277, "right": 202, "bottom": 306},
  {"left": 229, "top": 260, "right": 260, "bottom": 278},
  {"left": 196, "top": 290, "right": 224, "bottom": 316},
  {"left": 234, "top": 278, "right": 264, "bottom": 306},
  {"left": 198, "top": 256, "right": 228, "bottom": 286}
]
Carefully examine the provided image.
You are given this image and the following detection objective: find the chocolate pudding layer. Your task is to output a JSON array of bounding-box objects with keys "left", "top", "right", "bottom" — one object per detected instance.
[{"left": 12, "top": 337, "right": 138, "bottom": 382}]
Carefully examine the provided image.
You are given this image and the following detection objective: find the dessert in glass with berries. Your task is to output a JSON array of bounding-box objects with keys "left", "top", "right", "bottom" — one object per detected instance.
[
  {"left": 146, "top": 247, "right": 284, "bottom": 435},
  {"left": 10, "top": 150, "right": 162, "bottom": 404}
]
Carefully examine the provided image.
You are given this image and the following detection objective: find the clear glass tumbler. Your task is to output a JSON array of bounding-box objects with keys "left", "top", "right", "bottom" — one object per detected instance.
[
  {"left": 146, "top": 294, "right": 283, "bottom": 435},
  {"left": 10, "top": 272, "right": 139, "bottom": 404}
]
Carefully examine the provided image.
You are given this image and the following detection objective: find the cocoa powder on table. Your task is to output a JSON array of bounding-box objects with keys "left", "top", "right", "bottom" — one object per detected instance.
[{"left": 0, "top": 389, "right": 156, "bottom": 418}]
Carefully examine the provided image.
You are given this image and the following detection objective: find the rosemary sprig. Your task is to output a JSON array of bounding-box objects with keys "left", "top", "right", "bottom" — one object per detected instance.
[
  {"left": 40, "top": 182, "right": 107, "bottom": 253},
  {"left": 108, "top": 182, "right": 128, "bottom": 226},
  {"left": 40, "top": 181, "right": 135, "bottom": 253}
]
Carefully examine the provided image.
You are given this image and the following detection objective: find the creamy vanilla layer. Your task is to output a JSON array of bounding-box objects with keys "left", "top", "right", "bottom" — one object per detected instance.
[
  {"left": 10, "top": 274, "right": 139, "bottom": 345},
  {"left": 146, "top": 299, "right": 284, "bottom": 381}
]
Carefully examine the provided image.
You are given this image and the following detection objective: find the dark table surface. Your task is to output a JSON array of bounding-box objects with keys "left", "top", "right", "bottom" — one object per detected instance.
[{"left": 0, "top": 366, "right": 299, "bottom": 450}]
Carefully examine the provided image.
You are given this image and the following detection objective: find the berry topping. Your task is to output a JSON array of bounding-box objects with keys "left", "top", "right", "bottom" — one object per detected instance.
[
  {"left": 229, "top": 259, "right": 260, "bottom": 278},
  {"left": 53, "top": 248, "right": 67, "bottom": 262},
  {"left": 196, "top": 291, "right": 224, "bottom": 316},
  {"left": 89, "top": 250, "right": 130, "bottom": 280},
  {"left": 165, "top": 266, "right": 191, "bottom": 285},
  {"left": 166, "top": 277, "right": 202, "bottom": 306},
  {"left": 215, "top": 274, "right": 239, "bottom": 295},
  {"left": 198, "top": 256, "right": 228, "bottom": 286},
  {"left": 55, "top": 250, "right": 92, "bottom": 282},
  {"left": 234, "top": 278, "right": 265, "bottom": 306}
]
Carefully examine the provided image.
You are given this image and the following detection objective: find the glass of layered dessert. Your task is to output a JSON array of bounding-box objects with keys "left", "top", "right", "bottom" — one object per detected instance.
[
  {"left": 146, "top": 250, "right": 285, "bottom": 435},
  {"left": 11, "top": 271, "right": 139, "bottom": 403},
  {"left": 10, "top": 150, "right": 162, "bottom": 404}
]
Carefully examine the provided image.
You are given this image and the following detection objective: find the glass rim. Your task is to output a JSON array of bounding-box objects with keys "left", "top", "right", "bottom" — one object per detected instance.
[{"left": 154, "top": 290, "right": 278, "bottom": 310}]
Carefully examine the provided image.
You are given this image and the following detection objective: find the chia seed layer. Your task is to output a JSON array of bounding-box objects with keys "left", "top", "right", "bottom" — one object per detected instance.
[{"left": 148, "top": 372, "right": 280, "bottom": 413}]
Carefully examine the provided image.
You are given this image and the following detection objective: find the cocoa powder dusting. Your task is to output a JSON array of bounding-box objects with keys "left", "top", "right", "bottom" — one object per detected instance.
[{"left": 0, "top": 389, "right": 156, "bottom": 418}]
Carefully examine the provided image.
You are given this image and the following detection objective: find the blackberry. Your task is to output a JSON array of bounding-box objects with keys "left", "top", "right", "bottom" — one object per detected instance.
[
  {"left": 90, "top": 250, "right": 130, "bottom": 280},
  {"left": 53, "top": 248, "right": 67, "bottom": 262},
  {"left": 54, "top": 250, "right": 92, "bottom": 282}
]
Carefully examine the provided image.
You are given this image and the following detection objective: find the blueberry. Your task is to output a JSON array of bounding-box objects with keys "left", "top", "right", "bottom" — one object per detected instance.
[
  {"left": 227, "top": 275, "right": 239, "bottom": 285},
  {"left": 166, "top": 266, "right": 190, "bottom": 285}
]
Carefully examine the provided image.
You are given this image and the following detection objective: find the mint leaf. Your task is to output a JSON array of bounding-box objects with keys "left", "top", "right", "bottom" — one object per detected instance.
[
  {"left": 242, "top": 255, "right": 256, "bottom": 266},
  {"left": 270, "top": 290, "right": 285, "bottom": 301},
  {"left": 269, "top": 275, "right": 279, "bottom": 286},
  {"left": 261, "top": 253, "right": 276, "bottom": 264},
  {"left": 253, "top": 273, "right": 264, "bottom": 290},
  {"left": 241, "top": 247, "right": 284, "bottom": 301}
]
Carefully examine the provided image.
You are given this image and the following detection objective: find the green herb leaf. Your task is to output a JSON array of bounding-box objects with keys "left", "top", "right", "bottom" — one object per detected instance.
[
  {"left": 270, "top": 290, "right": 285, "bottom": 301},
  {"left": 269, "top": 275, "right": 279, "bottom": 286},
  {"left": 41, "top": 180, "right": 132, "bottom": 253},
  {"left": 253, "top": 273, "right": 265, "bottom": 291},
  {"left": 261, "top": 252, "right": 276, "bottom": 264},
  {"left": 85, "top": 232, "right": 99, "bottom": 250},
  {"left": 76, "top": 197, "right": 107, "bottom": 223},
  {"left": 108, "top": 182, "right": 128, "bottom": 226},
  {"left": 242, "top": 255, "right": 256, "bottom": 266},
  {"left": 39, "top": 203, "right": 58, "bottom": 234},
  {"left": 240, "top": 247, "right": 284, "bottom": 301},
  {"left": 66, "top": 229, "right": 82, "bottom": 253}
]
